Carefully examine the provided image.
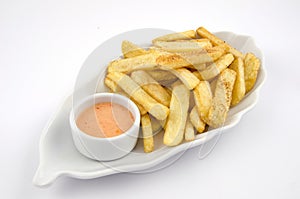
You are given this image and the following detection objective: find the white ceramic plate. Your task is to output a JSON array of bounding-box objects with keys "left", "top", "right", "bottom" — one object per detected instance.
[{"left": 33, "top": 29, "right": 266, "bottom": 187}]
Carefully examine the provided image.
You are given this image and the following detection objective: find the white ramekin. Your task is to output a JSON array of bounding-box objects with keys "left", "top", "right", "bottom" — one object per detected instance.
[{"left": 69, "top": 93, "right": 140, "bottom": 161}]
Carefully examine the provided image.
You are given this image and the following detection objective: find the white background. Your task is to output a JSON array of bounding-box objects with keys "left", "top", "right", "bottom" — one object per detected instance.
[{"left": 1, "top": 0, "right": 300, "bottom": 198}]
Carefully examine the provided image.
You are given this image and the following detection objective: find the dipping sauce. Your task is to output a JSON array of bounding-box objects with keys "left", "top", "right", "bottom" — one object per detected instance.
[{"left": 76, "top": 102, "right": 134, "bottom": 138}]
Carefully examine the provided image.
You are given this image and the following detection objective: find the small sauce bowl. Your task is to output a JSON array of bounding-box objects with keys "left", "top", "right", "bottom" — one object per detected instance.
[{"left": 69, "top": 93, "right": 140, "bottom": 161}]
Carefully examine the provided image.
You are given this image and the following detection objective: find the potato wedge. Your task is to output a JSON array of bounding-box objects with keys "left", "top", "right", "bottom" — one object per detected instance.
[
  {"left": 107, "top": 72, "right": 169, "bottom": 120},
  {"left": 141, "top": 114, "right": 154, "bottom": 153},
  {"left": 152, "top": 30, "right": 196, "bottom": 43},
  {"left": 244, "top": 53, "right": 260, "bottom": 93},
  {"left": 131, "top": 70, "right": 171, "bottom": 106},
  {"left": 189, "top": 106, "right": 206, "bottom": 133},
  {"left": 184, "top": 117, "right": 195, "bottom": 142},
  {"left": 193, "top": 81, "right": 213, "bottom": 124},
  {"left": 229, "top": 57, "right": 246, "bottom": 106},
  {"left": 164, "top": 84, "right": 190, "bottom": 146},
  {"left": 207, "top": 69, "right": 236, "bottom": 127},
  {"left": 200, "top": 53, "right": 234, "bottom": 80},
  {"left": 153, "top": 39, "right": 212, "bottom": 52},
  {"left": 122, "top": 40, "right": 149, "bottom": 58},
  {"left": 169, "top": 68, "right": 200, "bottom": 90},
  {"left": 196, "top": 27, "right": 244, "bottom": 58}
]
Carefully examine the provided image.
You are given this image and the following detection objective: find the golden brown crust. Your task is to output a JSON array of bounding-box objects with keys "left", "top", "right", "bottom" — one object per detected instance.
[
  {"left": 152, "top": 30, "right": 196, "bottom": 43},
  {"left": 141, "top": 114, "right": 154, "bottom": 153},
  {"left": 207, "top": 69, "right": 236, "bottom": 127},
  {"left": 229, "top": 57, "right": 246, "bottom": 106},
  {"left": 244, "top": 53, "right": 260, "bottom": 93}
]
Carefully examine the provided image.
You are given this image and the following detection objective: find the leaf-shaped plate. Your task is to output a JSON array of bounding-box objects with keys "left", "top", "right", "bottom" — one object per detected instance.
[{"left": 33, "top": 29, "right": 266, "bottom": 187}]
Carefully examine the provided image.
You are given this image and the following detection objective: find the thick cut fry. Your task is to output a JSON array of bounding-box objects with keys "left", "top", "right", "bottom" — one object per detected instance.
[
  {"left": 104, "top": 77, "right": 147, "bottom": 115},
  {"left": 200, "top": 53, "right": 234, "bottom": 80},
  {"left": 170, "top": 68, "right": 200, "bottom": 90},
  {"left": 184, "top": 117, "right": 195, "bottom": 142},
  {"left": 122, "top": 40, "right": 149, "bottom": 58},
  {"left": 107, "top": 52, "right": 160, "bottom": 73},
  {"left": 196, "top": 27, "right": 244, "bottom": 58},
  {"left": 109, "top": 47, "right": 226, "bottom": 73},
  {"left": 193, "top": 81, "right": 213, "bottom": 124},
  {"left": 156, "top": 52, "right": 192, "bottom": 69},
  {"left": 244, "top": 53, "right": 260, "bottom": 93},
  {"left": 164, "top": 84, "right": 190, "bottom": 146},
  {"left": 153, "top": 39, "right": 213, "bottom": 52},
  {"left": 171, "top": 46, "right": 226, "bottom": 68},
  {"left": 141, "top": 114, "right": 154, "bottom": 153},
  {"left": 107, "top": 72, "right": 169, "bottom": 120},
  {"left": 152, "top": 30, "right": 196, "bottom": 43},
  {"left": 108, "top": 50, "right": 190, "bottom": 73},
  {"left": 189, "top": 106, "right": 206, "bottom": 133},
  {"left": 229, "top": 57, "right": 246, "bottom": 106},
  {"left": 146, "top": 69, "right": 177, "bottom": 85},
  {"left": 131, "top": 70, "right": 171, "bottom": 106},
  {"left": 207, "top": 69, "right": 236, "bottom": 127}
]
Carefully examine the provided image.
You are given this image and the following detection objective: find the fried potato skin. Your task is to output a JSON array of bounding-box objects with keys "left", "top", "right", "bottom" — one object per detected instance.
[
  {"left": 207, "top": 69, "right": 236, "bottom": 127},
  {"left": 107, "top": 52, "right": 160, "bottom": 73},
  {"left": 200, "top": 53, "right": 234, "bottom": 80},
  {"left": 244, "top": 53, "right": 260, "bottom": 93},
  {"left": 152, "top": 30, "right": 196, "bottom": 43},
  {"left": 122, "top": 40, "right": 149, "bottom": 58},
  {"left": 229, "top": 57, "right": 246, "bottom": 106},
  {"left": 193, "top": 81, "right": 213, "bottom": 123},
  {"left": 184, "top": 117, "right": 195, "bottom": 142},
  {"left": 196, "top": 27, "right": 244, "bottom": 58},
  {"left": 189, "top": 106, "right": 206, "bottom": 133},
  {"left": 153, "top": 39, "right": 212, "bottom": 52},
  {"left": 141, "top": 114, "right": 154, "bottom": 153}
]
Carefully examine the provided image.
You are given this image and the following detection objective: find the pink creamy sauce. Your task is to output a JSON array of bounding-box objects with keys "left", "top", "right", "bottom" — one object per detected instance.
[{"left": 76, "top": 102, "right": 134, "bottom": 138}]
